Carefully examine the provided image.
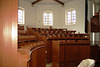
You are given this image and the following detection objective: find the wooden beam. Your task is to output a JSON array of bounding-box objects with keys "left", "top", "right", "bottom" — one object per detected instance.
[
  {"left": 32, "top": 0, "right": 42, "bottom": 6},
  {"left": 54, "top": 0, "right": 64, "bottom": 6}
]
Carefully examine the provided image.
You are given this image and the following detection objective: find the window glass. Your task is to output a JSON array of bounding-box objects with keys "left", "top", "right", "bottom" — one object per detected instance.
[
  {"left": 18, "top": 8, "right": 24, "bottom": 24},
  {"left": 43, "top": 11, "right": 53, "bottom": 26},
  {"left": 65, "top": 9, "right": 76, "bottom": 25}
]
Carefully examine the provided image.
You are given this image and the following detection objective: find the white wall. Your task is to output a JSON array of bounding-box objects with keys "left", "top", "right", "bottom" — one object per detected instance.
[
  {"left": 19, "top": 0, "right": 85, "bottom": 33},
  {"left": 88, "top": 1, "right": 93, "bottom": 22},
  {"left": 19, "top": 0, "right": 37, "bottom": 30},
  {"left": 35, "top": 5, "right": 64, "bottom": 28},
  {"left": 63, "top": 0, "right": 85, "bottom": 33}
]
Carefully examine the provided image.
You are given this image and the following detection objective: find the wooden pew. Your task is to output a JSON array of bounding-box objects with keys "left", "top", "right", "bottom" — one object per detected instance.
[
  {"left": 18, "top": 35, "right": 37, "bottom": 48},
  {"left": 18, "top": 42, "right": 46, "bottom": 67},
  {"left": 46, "top": 34, "right": 90, "bottom": 63},
  {"left": 52, "top": 41, "right": 90, "bottom": 67},
  {"left": 29, "top": 43, "right": 46, "bottom": 67},
  {"left": 18, "top": 25, "right": 24, "bottom": 30}
]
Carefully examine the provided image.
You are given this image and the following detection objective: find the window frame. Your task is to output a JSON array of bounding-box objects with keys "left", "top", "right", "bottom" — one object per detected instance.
[
  {"left": 43, "top": 11, "right": 53, "bottom": 26},
  {"left": 65, "top": 9, "right": 76, "bottom": 25},
  {"left": 18, "top": 7, "right": 25, "bottom": 24}
]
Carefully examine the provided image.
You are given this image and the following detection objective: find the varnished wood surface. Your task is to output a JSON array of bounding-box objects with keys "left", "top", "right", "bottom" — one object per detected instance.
[
  {"left": 46, "top": 40, "right": 52, "bottom": 63},
  {"left": 29, "top": 44, "right": 46, "bottom": 67},
  {"left": 65, "top": 45, "right": 77, "bottom": 62},
  {"left": 48, "top": 37, "right": 90, "bottom": 40},
  {"left": 60, "top": 41, "right": 90, "bottom": 45},
  {"left": 91, "top": 45, "right": 99, "bottom": 60},
  {"left": 30, "top": 50, "right": 37, "bottom": 67},
  {"left": 46, "top": 34, "right": 90, "bottom": 63},
  {"left": 76, "top": 45, "right": 90, "bottom": 65},
  {"left": 0, "top": 0, "right": 18, "bottom": 67},
  {"left": 91, "top": 15, "right": 99, "bottom": 32},
  {"left": 52, "top": 41, "right": 90, "bottom": 67},
  {"left": 18, "top": 42, "right": 46, "bottom": 67},
  {"left": 18, "top": 38, "right": 37, "bottom": 42},
  {"left": 18, "top": 25, "right": 24, "bottom": 30}
]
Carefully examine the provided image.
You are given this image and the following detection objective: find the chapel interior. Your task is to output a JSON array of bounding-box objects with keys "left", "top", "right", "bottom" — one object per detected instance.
[{"left": 0, "top": 0, "right": 100, "bottom": 67}]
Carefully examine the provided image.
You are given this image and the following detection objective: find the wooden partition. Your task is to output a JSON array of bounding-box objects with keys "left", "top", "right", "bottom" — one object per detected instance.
[
  {"left": 52, "top": 41, "right": 90, "bottom": 67},
  {"left": 29, "top": 45, "right": 46, "bottom": 67},
  {"left": 18, "top": 42, "right": 46, "bottom": 67},
  {"left": 46, "top": 34, "right": 90, "bottom": 63},
  {"left": 27, "top": 27, "right": 90, "bottom": 65}
]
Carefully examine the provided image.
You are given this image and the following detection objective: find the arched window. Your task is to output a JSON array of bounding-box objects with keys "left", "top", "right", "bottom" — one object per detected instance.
[
  {"left": 43, "top": 11, "right": 53, "bottom": 26},
  {"left": 65, "top": 9, "right": 76, "bottom": 25},
  {"left": 18, "top": 7, "right": 25, "bottom": 24}
]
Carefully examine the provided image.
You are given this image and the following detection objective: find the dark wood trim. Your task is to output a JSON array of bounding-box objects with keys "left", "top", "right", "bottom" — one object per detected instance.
[
  {"left": 54, "top": 0, "right": 64, "bottom": 6},
  {"left": 85, "top": 0, "right": 88, "bottom": 33},
  {"left": 99, "top": 9, "right": 100, "bottom": 31},
  {"left": 32, "top": 0, "right": 42, "bottom": 6}
]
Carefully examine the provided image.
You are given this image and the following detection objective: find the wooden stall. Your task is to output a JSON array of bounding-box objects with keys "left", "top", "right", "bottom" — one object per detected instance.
[
  {"left": 46, "top": 34, "right": 90, "bottom": 63},
  {"left": 52, "top": 41, "right": 90, "bottom": 67},
  {"left": 18, "top": 42, "right": 46, "bottom": 67}
]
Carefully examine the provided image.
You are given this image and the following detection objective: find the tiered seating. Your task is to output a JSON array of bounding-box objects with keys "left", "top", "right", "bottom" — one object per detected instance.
[
  {"left": 46, "top": 34, "right": 90, "bottom": 63},
  {"left": 18, "top": 41, "right": 46, "bottom": 67},
  {"left": 18, "top": 25, "right": 46, "bottom": 67},
  {"left": 27, "top": 27, "right": 76, "bottom": 39},
  {"left": 27, "top": 27, "right": 90, "bottom": 63},
  {"left": 18, "top": 25, "right": 38, "bottom": 48}
]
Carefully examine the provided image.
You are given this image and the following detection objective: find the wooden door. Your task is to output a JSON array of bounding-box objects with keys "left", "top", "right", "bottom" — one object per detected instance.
[{"left": 0, "top": 0, "right": 18, "bottom": 67}]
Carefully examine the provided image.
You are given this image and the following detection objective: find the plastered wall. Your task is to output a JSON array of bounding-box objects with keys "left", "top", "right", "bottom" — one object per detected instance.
[{"left": 19, "top": 0, "right": 85, "bottom": 33}]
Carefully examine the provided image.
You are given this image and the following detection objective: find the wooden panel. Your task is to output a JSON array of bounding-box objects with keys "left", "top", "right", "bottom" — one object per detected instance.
[
  {"left": 4, "top": 0, "right": 12, "bottom": 66},
  {"left": 29, "top": 45, "right": 46, "bottom": 67},
  {"left": 0, "top": 0, "right": 18, "bottom": 67},
  {"left": 65, "top": 45, "right": 77, "bottom": 61},
  {"left": 59, "top": 63, "right": 64, "bottom": 67},
  {"left": 0, "top": 0, "right": 4, "bottom": 66},
  {"left": 18, "top": 52, "right": 29, "bottom": 67},
  {"left": 77, "top": 45, "right": 90, "bottom": 63},
  {"left": 46, "top": 40, "right": 52, "bottom": 63},
  {"left": 11, "top": 0, "right": 18, "bottom": 66},
  {"left": 65, "top": 61, "right": 76, "bottom": 67},
  {"left": 52, "top": 41, "right": 60, "bottom": 67},
  {"left": 37, "top": 47, "right": 46, "bottom": 67},
  {"left": 91, "top": 46, "right": 99, "bottom": 60},
  {"left": 59, "top": 46, "right": 64, "bottom": 62},
  {"left": 30, "top": 50, "right": 37, "bottom": 67}
]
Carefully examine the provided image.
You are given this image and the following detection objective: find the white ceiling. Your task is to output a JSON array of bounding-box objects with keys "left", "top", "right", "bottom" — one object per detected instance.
[{"left": 24, "top": 0, "right": 73, "bottom": 5}]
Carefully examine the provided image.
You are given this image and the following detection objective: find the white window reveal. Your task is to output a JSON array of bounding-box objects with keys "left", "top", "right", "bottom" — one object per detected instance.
[
  {"left": 18, "top": 7, "right": 24, "bottom": 24},
  {"left": 65, "top": 9, "right": 76, "bottom": 25},
  {"left": 43, "top": 11, "right": 53, "bottom": 26}
]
